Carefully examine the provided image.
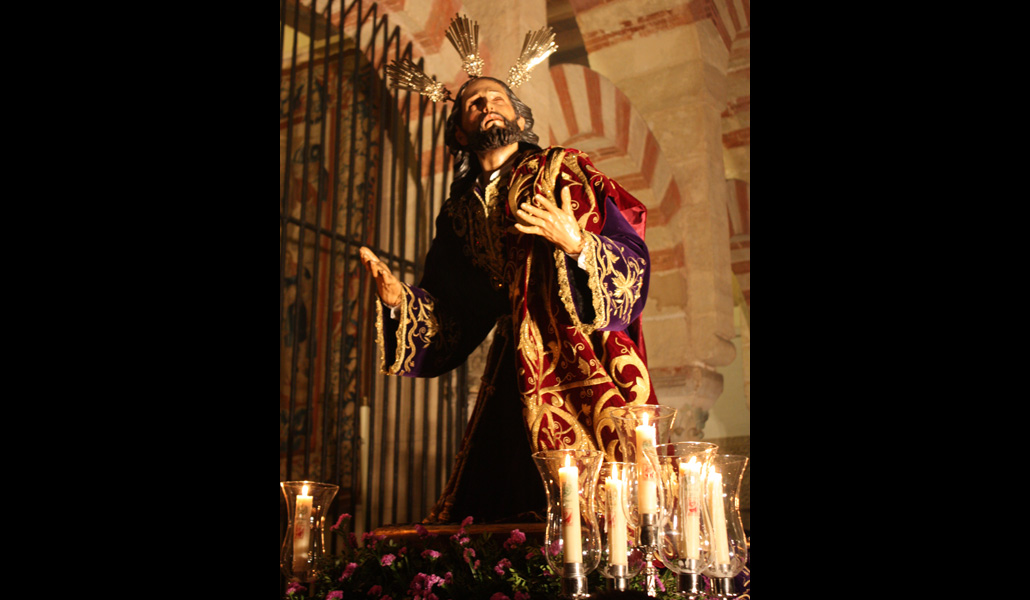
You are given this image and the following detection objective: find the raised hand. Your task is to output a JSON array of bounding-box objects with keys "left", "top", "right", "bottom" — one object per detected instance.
[
  {"left": 513, "top": 186, "right": 585, "bottom": 256},
  {"left": 359, "top": 247, "right": 403, "bottom": 308}
]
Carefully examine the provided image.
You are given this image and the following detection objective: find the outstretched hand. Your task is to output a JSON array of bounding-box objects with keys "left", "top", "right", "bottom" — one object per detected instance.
[
  {"left": 514, "top": 186, "right": 585, "bottom": 256},
  {"left": 360, "top": 247, "right": 403, "bottom": 308}
]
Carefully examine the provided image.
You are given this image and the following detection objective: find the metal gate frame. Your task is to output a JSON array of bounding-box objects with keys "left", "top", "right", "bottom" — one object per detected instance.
[{"left": 280, "top": 0, "right": 467, "bottom": 552}]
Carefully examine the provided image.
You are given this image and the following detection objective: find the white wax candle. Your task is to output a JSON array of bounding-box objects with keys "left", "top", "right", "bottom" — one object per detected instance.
[
  {"left": 709, "top": 471, "right": 730, "bottom": 565},
  {"left": 559, "top": 455, "right": 582, "bottom": 563},
  {"left": 635, "top": 414, "right": 658, "bottom": 514},
  {"left": 293, "top": 485, "right": 313, "bottom": 573},
  {"left": 682, "top": 459, "right": 703, "bottom": 559},
  {"left": 605, "top": 473, "right": 628, "bottom": 566},
  {"left": 355, "top": 405, "right": 370, "bottom": 542}
]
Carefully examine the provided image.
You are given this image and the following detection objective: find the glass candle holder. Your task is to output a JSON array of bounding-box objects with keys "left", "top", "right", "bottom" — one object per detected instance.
[
  {"left": 703, "top": 455, "right": 749, "bottom": 597},
  {"left": 608, "top": 405, "right": 677, "bottom": 547},
  {"left": 280, "top": 481, "right": 339, "bottom": 582},
  {"left": 656, "top": 441, "right": 719, "bottom": 599},
  {"left": 596, "top": 462, "right": 645, "bottom": 590},
  {"left": 532, "top": 449, "right": 604, "bottom": 599}
]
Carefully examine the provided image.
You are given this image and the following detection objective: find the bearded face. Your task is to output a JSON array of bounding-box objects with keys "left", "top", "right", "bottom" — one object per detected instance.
[
  {"left": 453, "top": 78, "right": 527, "bottom": 154},
  {"left": 466, "top": 113, "right": 523, "bottom": 152}
]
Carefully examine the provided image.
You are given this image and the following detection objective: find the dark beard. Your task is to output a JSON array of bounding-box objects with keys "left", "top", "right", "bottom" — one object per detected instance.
[{"left": 467, "top": 115, "right": 522, "bottom": 152}]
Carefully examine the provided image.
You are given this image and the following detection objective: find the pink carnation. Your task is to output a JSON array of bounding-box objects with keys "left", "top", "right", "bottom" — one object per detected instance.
[
  {"left": 494, "top": 558, "right": 512, "bottom": 576},
  {"left": 331, "top": 513, "right": 352, "bottom": 530},
  {"left": 514, "top": 592, "right": 531, "bottom": 600},
  {"left": 421, "top": 549, "right": 441, "bottom": 560},
  {"left": 338, "top": 562, "right": 357, "bottom": 581},
  {"left": 463, "top": 547, "right": 476, "bottom": 564},
  {"left": 381, "top": 553, "right": 396, "bottom": 567},
  {"left": 461, "top": 515, "right": 474, "bottom": 528},
  {"left": 547, "top": 540, "right": 562, "bottom": 557},
  {"left": 285, "top": 581, "right": 307, "bottom": 595},
  {"left": 326, "top": 592, "right": 344, "bottom": 600},
  {"left": 409, "top": 572, "right": 445, "bottom": 597},
  {"left": 503, "top": 529, "right": 526, "bottom": 550},
  {"left": 368, "top": 585, "right": 382, "bottom": 597},
  {"left": 490, "top": 594, "right": 510, "bottom": 600}
]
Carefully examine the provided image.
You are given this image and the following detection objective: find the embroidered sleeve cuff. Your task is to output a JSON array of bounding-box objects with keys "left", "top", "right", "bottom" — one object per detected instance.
[
  {"left": 554, "top": 232, "right": 646, "bottom": 334},
  {"left": 375, "top": 284, "right": 439, "bottom": 375}
]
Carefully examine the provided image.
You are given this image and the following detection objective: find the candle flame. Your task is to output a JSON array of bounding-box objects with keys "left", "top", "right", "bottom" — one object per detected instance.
[
  {"left": 302, "top": 484, "right": 309, "bottom": 496},
  {"left": 564, "top": 453, "right": 572, "bottom": 469},
  {"left": 641, "top": 412, "right": 649, "bottom": 427}
]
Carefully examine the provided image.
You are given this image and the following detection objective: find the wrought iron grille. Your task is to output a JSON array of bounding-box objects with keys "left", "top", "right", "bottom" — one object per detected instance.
[{"left": 280, "top": 0, "right": 466, "bottom": 547}]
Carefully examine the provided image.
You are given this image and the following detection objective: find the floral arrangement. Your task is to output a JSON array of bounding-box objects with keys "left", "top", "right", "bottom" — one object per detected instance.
[{"left": 284, "top": 514, "right": 747, "bottom": 600}]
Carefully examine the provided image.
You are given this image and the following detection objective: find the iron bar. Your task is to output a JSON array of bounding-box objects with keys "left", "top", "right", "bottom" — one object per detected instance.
[
  {"left": 283, "top": 0, "right": 304, "bottom": 483},
  {"left": 296, "top": 0, "right": 322, "bottom": 480},
  {"left": 319, "top": 0, "right": 339, "bottom": 494}
]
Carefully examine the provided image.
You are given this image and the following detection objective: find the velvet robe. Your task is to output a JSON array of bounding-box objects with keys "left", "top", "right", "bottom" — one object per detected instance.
[{"left": 376, "top": 146, "right": 658, "bottom": 523}]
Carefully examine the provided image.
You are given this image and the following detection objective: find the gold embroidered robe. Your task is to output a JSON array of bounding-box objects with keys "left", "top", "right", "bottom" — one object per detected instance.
[{"left": 376, "top": 146, "right": 657, "bottom": 522}]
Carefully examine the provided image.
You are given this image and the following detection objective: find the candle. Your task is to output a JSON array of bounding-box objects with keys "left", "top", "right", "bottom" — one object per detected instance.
[
  {"left": 605, "top": 469, "right": 628, "bottom": 566},
  {"left": 635, "top": 413, "right": 658, "bottom": 514},
  {"left": 709, "top": 471, "right": 730, "bottom": 565},
  {"left": 293, "top": 485, "right": 313, "bottom": 574},
  {"left": 681, "top": 459, "right": 703, "bottom": 559},
  {"left": 559, "top": 454, "right": 582, "bottom": 563},
  {"left": 355, "top": 405, "right": 370, "bottom": 542}
]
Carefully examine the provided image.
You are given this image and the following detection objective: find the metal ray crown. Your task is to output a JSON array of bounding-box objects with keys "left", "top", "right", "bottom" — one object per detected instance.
[{"left": 385, "top": 13, "right": 558, "bottom": 103}]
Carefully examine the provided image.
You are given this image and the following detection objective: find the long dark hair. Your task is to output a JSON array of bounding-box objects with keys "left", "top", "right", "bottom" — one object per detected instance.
[{"left": 444, "top": 77, "right": 540, "bottom": 198}]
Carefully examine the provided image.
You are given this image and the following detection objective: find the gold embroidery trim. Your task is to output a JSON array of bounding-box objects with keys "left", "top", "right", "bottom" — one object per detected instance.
[
  {"left": 376, "top": 284, "right": 439, "bottom": 375},
  {"left": 555, "top": 231, "right": 647, "bottom": 334},
  {"left": 555, "top": 232, "right": 604, "bottom": 334}
]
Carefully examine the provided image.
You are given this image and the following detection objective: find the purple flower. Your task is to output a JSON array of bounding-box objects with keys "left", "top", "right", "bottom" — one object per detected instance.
[
  {"left": 503, "top": 529, "right": 526, "bottom": 550},
  {"left": 326, "top": 592, "right": 344, "bottom": 600},
  {"left": 514, "top": 592, "right": 531, "bottom": 600},
  {"left": 338, "top": 562, "right": 357, "bottom": 581},
  {"left": 368, "top": 585, "right": 382, "bottom": 597},
  {"left": 490, "top": 594, "right": 510, "bottom": 600},
  {"left": 494, "top": 558, "right": 512, "bottom": 576},
  {"left": 656, "top": 577, "right": 666, "bottom": 592},
  {"left": 285, "top": 581, "right": 307, "bottom": 595},
  {"left": 381, "top": 553, "right": 396, "bottom": 567},
  {"left": 421, "top": 549, "right": 441, "bottom": 560},
  {"left": 331, "top": 513, "right": 352, "bottom": 531}
]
